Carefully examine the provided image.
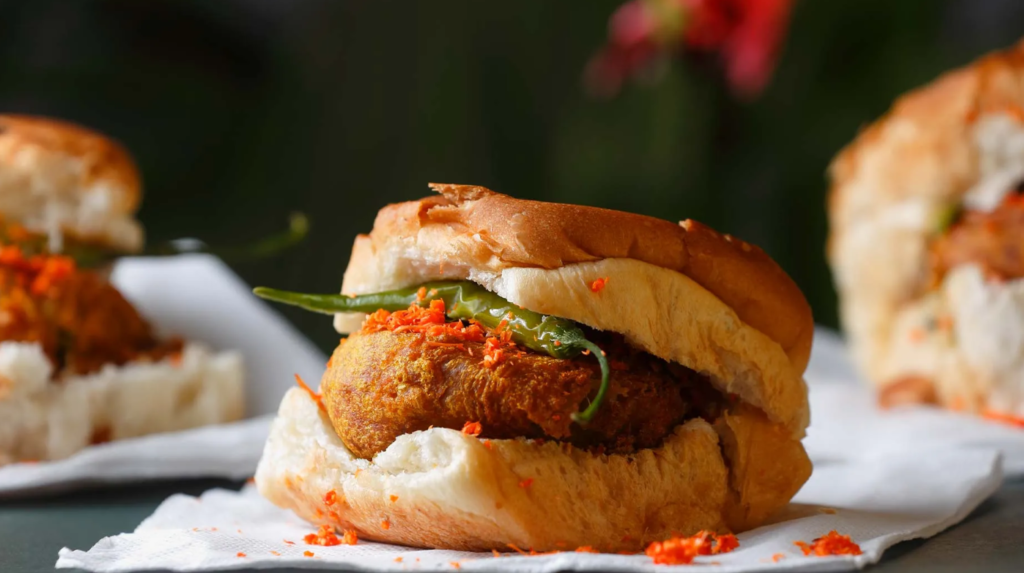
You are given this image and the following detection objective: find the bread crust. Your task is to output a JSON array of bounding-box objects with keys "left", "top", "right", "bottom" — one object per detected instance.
[
  {"left": 827, "top": 38, "right": 1024, "bottom": 413},
  {"left": 255, "top": 388, "right": 811, "bottom": 552},
  {"left": 0, "top": 115, "right": 142, "bottom": 252},
  {"left": 342, "top": 184, "right": 812, "bottom": 374}
]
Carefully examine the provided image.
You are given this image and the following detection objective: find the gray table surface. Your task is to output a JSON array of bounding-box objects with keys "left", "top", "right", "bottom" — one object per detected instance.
[{"left": 1, "top": 478, "right": 1021, "bottom": 573}]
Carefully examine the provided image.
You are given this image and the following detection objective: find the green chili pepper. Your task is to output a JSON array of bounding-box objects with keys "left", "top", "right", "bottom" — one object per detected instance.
[
  {"left": 0, "top": 213, "right": 309, "bottom": 268},
  {"left": 935, "top": 204, "right": 963, "bottom": 234},
  {"left": 253, "top": 280, "right": 612, "bottom": 424}
]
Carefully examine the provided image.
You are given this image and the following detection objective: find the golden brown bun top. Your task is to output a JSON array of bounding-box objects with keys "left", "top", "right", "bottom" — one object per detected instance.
[
  {"left": 370, "top": 183, "right": 814, "bottom": 374},
  {"left": 0, "top": 114, "right": 141, "bottom": 214},
  {"left": 830, "top": 38, "right": 1024, "bottom": 220}
]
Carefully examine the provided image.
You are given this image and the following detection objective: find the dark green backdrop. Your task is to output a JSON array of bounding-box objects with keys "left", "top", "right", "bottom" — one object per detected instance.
[{"left": 2, "top": 0, "right": 1022, "bottom": 352}]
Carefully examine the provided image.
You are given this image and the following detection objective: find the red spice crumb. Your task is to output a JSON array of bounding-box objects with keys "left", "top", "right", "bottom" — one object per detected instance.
[
  {"left": 483, "top": 439, "right": 493, "bottom": 450},
  {"left": 314, "top": 508, "right": 324, "bottom": 519},
  {"left": 381, "top": 519, "right": 391, "bottom": 530},
  {"left": 294, "top": 374, "right": 326, "bottom": 412},
  {"left": 236, "top": 552, "right": 246, "bottom": 558},
  {"left": 395, "top": 557, "right": 403, "bottom": 563},
  {"left": 589, "top": 277, "right": 609, "bottom": 292},
  {"left": 462, "top": 421, "right": 483, "bottom": 437},
  {"left": 237, "top": 529, "right": 243, "bottom": 534},
  {"left": 270, "top": 551, "right": 281, "bottom": 556},
  {"left": 304, "top": 525, "right": 341, "bottom": 546},
  {"left": 794, "top": 530, "right": 862, "bottom": 556},
  {"left": 553, "top": 340, "right": 562, "bottom": 347},
  {"left": 328, "top": 511, "right": 340, "bottom": 521},
  {"left": 245, "top": 477, "right": 255, "bottom": 484},
  {"left": 210, "top": 527, "right": 218, "bottom": 532},
  {"left": 416, "top": 286, "right": 427, "bottom": 301},
  {"left": 450, "top": 562, "right": 462, "bottom": 569},
  {"left": 518, "top": 478, "right": 534, "bottom": 489},
  {"left": 983, "top": 410, "right": 1024, "bottom": 428},
  {"left": 303, "top": 551, "right": 315, "bottom": 558},
  {"left": 283, "top": 539, "right": 295, "bottom": 545},
  {"left": 575, "top": 546, "right": 599, "bottom": 553},
  {"left": 645, "top": 531, "right": 740, "bottom": 565},
  {"left": 507, "top": 544, "right": 529, "bottom": 556},
  {"left": 492, "top": 550, "right": 502, "bottom": 558},
  {"left": 324, "top": 490, "right": 338, "bottom": 506},
  {"left": 342, "top": 530, "right": 359, "bottom": 545},
  {"left": 390, "top": 494, "right": 399, "bottom": 503},
  {"left": 771, "top": 553, "right": 785, "bottom": 562}
]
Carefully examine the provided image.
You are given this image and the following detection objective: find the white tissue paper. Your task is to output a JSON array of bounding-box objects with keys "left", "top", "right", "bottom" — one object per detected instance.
[
  {"left": 0, "top": 254, "right": 327, "bottom": 496},
  {"left": 55, "top": 329, "right": 1016, "bottom": 572}
]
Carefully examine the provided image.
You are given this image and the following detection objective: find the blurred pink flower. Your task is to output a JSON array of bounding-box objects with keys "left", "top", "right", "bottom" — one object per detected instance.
[{"left": 585, "top": 0, "right": 794, "bottom": 99}]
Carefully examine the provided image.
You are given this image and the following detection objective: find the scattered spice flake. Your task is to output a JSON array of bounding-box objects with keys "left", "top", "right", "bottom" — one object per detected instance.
[
  {"left": 237, "top": 529, "right": 243, "bottom": 534},
  {"left": 589, "top": 277, "right": 609, "bottom": 292},
  {"left": 819, "top": 507, "right": 838, "bottom": 515},
  {"left": 395, "top": 557, "right": 403, "bottom": 563},
  {"left": 236, "top": 552, "right": 246, "bottom": 558},
  {"left": 908, "top": 328, "right": 926, "bottom": 343},
  {"left": 324, "top": 489, "right": 338, "bottom": 506},
  {"left": 983, "top": 410, "right": 1024, "bottom": 428},
  {"left": 450, "top": 561, "right": 462, "bottom": 569},
  {"left": 270, "top": 551, "right": 281, "bottom": 556},
  {"left": 492, "top": 550, "right": 502, "bottom": 558},
  {"left": 575, "top": 546, "right": 600, "bottom": 553},
  {"left": 390, "top": 494, "right": 399, "bottom": 503},
  {"left": 355, "top": 468, "right": 363, "bottom": 477},
  {"left": 245, "top": 477, "right": 256, "bottom": 484},
  {"left": 416, "top": 286, "right": 428, "bottom": 301},
  {"left": 304, "top": 550, "right": 315, "bottom": 558},
  {"left": 793, "top": 530, "right": 862, "bottom": 556},
  {"left": 771, "top": 553, "right": 785, "bottom": 562},
  {"left": 328, "top": 511, "right": 341, "bottom": 521},
  {"left": 483, "top": 439, "right": 493, "bottom": 450},
  {"left": 283, "top": 539, "right": 295, "bottom": 545},
  {"left": 507, "top": 544, "right": 529, "bottom": 556},
  {"left": 462, "top": 421, "right": 483, "bottom": 437},
  {"left": 294, "top": 374, "right": 325, "bottom": 412},
  {"left": 315, "top": 508, "right": 324, "bottom": 519},
  {"left": 342, "top": 529, "right": 359, "bottom": 545},
  {"left": 645, "top": 531, "right": 739, "bottom": 565},
  {"left": 518, "top": 478, "right": 534, "bottom": 489},
  {"left": 304, "top": 525, "right": 341, "bottom": 546},
  {"left": 381, "top": 519, "right": 391, "bottom": 530},
  {"left": 210, "top": 527, "right": 218, "bottom": 532}
]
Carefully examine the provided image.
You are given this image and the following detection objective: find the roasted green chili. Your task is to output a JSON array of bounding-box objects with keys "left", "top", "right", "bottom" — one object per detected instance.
[
  {"left": 0, "top": 213, "right": 309, "bottom": 268},
  {"left": 253, "top": 280, "right": 611, "bottom": 423}
]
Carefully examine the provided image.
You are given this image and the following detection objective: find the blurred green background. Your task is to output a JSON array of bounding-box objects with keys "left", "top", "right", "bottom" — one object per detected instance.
[{"left": 1, "top": 0, "right": 1022, "bottom": 353}]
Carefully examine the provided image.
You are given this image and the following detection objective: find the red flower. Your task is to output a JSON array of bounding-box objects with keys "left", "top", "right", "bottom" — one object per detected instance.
[{"left": 586, "top": 0, "right": 794, "bottom": 99}]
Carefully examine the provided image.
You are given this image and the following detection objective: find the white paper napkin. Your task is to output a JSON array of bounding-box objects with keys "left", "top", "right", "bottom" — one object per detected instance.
[
  {"left": 806, "top": 329, "right": 1024, "bottom": 476},
  {"left": 55, "top": 447, "right": 1002, "bottom": 572},
  {"left": 0, "top": 254, "right": 327, "bottom": 496}
]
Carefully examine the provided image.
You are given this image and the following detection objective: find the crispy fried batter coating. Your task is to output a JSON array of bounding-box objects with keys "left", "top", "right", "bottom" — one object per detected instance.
[
  {"left": 0, "top": 258, "right": 178, "bottom": 375},
  {"left": 321, "top": 329, "right": 717, "bottom": 459}
]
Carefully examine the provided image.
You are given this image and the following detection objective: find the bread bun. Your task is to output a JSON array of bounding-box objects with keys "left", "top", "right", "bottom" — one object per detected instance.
[
  {"left": 828, "top": 39, "right": 1024, "bottom": 416},
  {"left": 337, "top": 184, "right": 812, "bottom": 374},
  {"left": 255, "top": 387, "right": 811, "bottom": 552},
  {"left": 334, "top": 184, "right": 811, "bottom": 437},
  {"left": 0, "top": 342, "right": 244, "bottom": 465},
  {"left": 0, "top": 115, "right": 143, "bottom": 253}
]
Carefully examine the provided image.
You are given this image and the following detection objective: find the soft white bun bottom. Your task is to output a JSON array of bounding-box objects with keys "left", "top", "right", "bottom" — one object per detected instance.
[
  {"left": 255, "top": 388, "right": 811, "bottom": 552},
  {"left": 335, "top": 256, "right": 808, "bottom": 439},
  {"left": 0, "top": 342, "right": 244, "bottom": 465},
  {"left": 881, "top": 264, "right": 1024, "bottom": 416}
]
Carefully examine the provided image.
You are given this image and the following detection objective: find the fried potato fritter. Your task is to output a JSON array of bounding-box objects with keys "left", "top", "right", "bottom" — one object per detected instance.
[{"left": 322, "top": 329, "right": 716, "bottom": 459}]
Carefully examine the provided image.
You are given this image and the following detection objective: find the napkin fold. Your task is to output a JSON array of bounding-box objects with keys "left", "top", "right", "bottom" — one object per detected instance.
[
  {"left": 0, "top": 255, "right": 326, "bottom": 496},
  {"left": 56, "top": 447, "right": 1003, "bottom": 572}
]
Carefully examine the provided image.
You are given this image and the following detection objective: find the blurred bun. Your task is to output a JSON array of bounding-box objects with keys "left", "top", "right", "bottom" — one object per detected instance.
[
  {"left": 0, "top": 342, "right": 244, "bottom": 465},
  {"left": 828, "top": 38, "right": 1024, "bottom": 416},
  {"left": 0, "top": 115, "right": 143, "bottom": 252}
]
